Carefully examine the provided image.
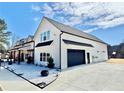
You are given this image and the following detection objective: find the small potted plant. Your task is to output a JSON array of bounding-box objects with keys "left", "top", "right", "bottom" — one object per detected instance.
[
  {"left": 8, "top": 59, "right": 12, "bottom": 65},
  {"left": 27, "top": 56, "right": 32, "bottom": 64},
  {"left": 41, "top": 70, "right": 49, "bottom": 76},
  {"left": 47, "top": 56, "right": 54, "bottom": 68}
]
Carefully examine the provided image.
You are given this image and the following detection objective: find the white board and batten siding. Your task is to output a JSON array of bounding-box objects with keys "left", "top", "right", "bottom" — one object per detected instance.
[
  {"left": 34, "top": 18, "right": 61, "bottom": 68},
  {"left": 61, "top": 33, "right": 108, "bottom": 69},
  {"left": 34, "top": 17, "right": 108, "bottom": 70}
]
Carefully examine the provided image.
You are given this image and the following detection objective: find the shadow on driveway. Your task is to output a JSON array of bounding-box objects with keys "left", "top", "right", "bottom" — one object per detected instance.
[{"left": 0, "top": 87, "right": 2, "bottom": 91}]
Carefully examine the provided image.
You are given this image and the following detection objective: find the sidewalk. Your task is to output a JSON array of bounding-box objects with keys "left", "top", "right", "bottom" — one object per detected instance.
[{"left": 0, "top": 68, "right": 41, "bottom": 91}]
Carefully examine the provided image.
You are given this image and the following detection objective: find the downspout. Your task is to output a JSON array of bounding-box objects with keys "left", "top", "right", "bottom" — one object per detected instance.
[
  {"left": 107, "top": 45, "right": 109, "bottom": 59},
  {"left": 59, "top": 31, "right": 63, "bottom": 71},
  {"left": 33, "top": 41, "right": 35, "bottom": 64}
]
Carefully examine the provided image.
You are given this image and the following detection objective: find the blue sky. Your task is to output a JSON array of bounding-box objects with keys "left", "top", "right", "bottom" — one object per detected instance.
[
  {"left": 0, "top": 3, "right": 42, "bottom": 38},
  {"left": 0, "top": 2, "right": 124, "bottom": 46}
]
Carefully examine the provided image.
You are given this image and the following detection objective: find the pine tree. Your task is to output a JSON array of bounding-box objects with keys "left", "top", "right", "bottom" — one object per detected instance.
[{"left": 0, "top": 19, "right": 11, "bottom": 53}]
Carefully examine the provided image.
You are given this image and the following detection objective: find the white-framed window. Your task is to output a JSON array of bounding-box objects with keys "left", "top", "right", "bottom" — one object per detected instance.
[
  {"left": 41, "top": 33, "right": 43, "bottom": 42},
  {"left": 41, "top": 31, "right": 50, "bottom": 42},
  {"left": 47, "top": 31, "right": 50, "bottom": 40}
]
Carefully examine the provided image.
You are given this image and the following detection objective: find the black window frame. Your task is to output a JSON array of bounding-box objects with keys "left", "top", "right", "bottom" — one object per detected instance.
[
  {"left": 40, "top": 52, "right": 50, "bottom": 62},
  {"left": 43, "top": 53, "right": 46, "bottom": 61},
  {"left": 47, "top": 53, "right": 50, "bottom": 61},
  {"left": 40, "top": 53, "right": 42, "bottom": 61}
]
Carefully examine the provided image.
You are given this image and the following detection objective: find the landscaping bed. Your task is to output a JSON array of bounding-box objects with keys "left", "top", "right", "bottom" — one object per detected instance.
[{"left": 1, "top": 62, "right": 59, "bottom": 88}]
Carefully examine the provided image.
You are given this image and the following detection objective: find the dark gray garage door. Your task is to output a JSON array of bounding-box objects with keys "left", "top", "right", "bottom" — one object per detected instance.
[{"left": 67, "top": 49, "right": 86, "bottom": 67}]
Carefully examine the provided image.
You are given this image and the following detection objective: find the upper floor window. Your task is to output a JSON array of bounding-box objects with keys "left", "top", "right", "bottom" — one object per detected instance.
[
  {"left": 47, "top": 31, "right": 50, "bottom": 40},
  {"left": 41, "top": 31, "right": 50, "bottom": 42},
  {"left": 41, "top": 33, "right": 43, "bottom": 42},
  {"left": 43, "top": 32, "right": 47, "bottom": 41}
]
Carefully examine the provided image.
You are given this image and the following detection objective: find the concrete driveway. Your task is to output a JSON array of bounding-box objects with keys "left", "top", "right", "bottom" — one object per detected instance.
[{"left": 43, "top": 62, "right": 124, "bottom": 91}]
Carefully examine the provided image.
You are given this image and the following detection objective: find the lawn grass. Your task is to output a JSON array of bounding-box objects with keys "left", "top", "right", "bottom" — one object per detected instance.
[{"left": 107, "top": 58, "right": 124, "bottom": 64}]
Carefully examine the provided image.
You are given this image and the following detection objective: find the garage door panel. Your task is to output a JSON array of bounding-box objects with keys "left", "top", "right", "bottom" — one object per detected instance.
[{"left": 67, "top": 49, "right": 85, "bottom": 67}]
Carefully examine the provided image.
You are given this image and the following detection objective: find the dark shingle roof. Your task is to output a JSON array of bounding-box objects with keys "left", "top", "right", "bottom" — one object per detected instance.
[{"left": 44, "top": 17, "right": 106, "bottom": 44}]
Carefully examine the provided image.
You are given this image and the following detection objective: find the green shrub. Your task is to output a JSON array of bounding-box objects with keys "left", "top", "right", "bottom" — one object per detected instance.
[{"left": 47, "top": 56, "right": 54, "bottom": 68}]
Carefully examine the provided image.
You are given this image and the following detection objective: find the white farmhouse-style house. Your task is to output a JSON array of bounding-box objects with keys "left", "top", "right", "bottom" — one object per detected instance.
[{"left": 34, "top": 17, "right": 108, "bottom": 70}]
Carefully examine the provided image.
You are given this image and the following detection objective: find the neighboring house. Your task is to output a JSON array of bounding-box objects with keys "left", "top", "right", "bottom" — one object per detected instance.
[
  {"left": 0, "top": 52, "right": 9, "bottom": 60},
  {"left": 34, "top": 17, "right": 108, "bottom": 70},
  {"left": 9, "top": 35, "right": 34, "bottom": 63}
]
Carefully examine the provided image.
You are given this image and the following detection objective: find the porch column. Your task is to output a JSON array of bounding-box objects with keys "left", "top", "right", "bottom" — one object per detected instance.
[
  {"left": 18, "top": 50, "right": 21, "bottom": 64},
  {"left": 14, "top": 51, "right": 16, "bottom": 62}
]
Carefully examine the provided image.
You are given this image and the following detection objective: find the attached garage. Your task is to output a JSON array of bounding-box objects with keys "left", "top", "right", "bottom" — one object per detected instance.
[
  {"left": 67, "top": 49, "right": 86, "bottom": 67},
  {"left": 33, "top": 17, "right": 108, "bottom": 70}
]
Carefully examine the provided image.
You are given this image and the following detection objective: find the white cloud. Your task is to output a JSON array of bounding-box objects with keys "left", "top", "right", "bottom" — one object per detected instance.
[
  {"left": 31, "top": 2, "right": 124, "bottom": 33},
  {"left": 40, "top": 3, "right": 55, "bottom": 18},
  {"left": 33, "top": 17, "right": 39, "bottom": 22},
  {"left": 83, "top": 27, "right": 99, "bottom": 33},
  {"left": 31, "top": 4, "right": 41, "bottom": 12}
]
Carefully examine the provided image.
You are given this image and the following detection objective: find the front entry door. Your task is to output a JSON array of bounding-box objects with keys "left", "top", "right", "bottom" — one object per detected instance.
[{"left": 87, "top": 53, "right": 90, "bottom": 64}]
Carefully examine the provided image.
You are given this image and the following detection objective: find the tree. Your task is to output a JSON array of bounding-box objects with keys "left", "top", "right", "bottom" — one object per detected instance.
[
  {"left": 0, "top": 18, "right": 11, "bottom": 53},
  {"left": 119, "top": 42, "right": 124, "bottom": 55},
  {"left": 0, "top": 44, "right": 6, "bottom": 53},
  {"left": 10, "top": 32, "right": 20, "bottom": 47},
  {"left": 109, "top": 39, "right": 124, "bottom": 58}
]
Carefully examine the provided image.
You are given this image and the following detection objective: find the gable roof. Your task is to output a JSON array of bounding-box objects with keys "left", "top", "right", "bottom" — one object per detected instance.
[
  {"left": 44, "top": 17, "right": 106, "bottom": 44},
  {"left": 26, "top": 35, "right": 34, "bottom": 42},
  {"left": 14, "top": 35, "right": 34, "bottom": 47}
]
